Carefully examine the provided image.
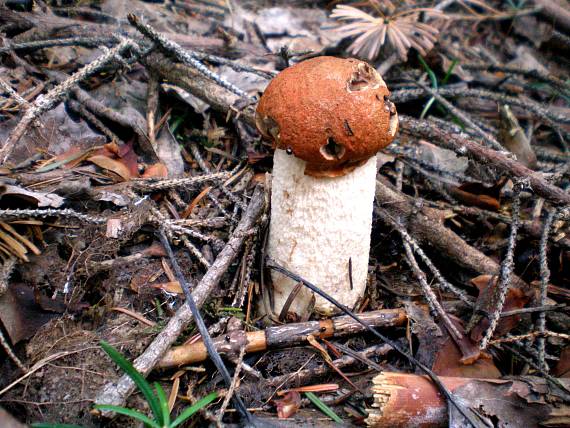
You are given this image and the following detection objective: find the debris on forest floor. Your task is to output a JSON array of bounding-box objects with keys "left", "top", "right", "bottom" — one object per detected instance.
[{"left": 0, "top": 0, "right": 568, "bottom": 427}]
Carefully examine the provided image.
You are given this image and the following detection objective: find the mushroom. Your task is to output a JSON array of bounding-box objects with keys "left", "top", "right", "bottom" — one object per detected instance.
[{"left": 257, "top": 56, "right": 398, "bottom": 318}]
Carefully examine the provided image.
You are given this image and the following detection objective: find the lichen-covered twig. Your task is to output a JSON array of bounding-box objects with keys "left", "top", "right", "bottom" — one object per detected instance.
[
  {"left": 0, "top": 77, "right": 28, "bottom": 108},
  {"left": 0, "top": 37, "right": 133, "bottom": 163},
  {"left": 0, "top": 328, "right": 27, "bottom": 372},
  {"left": 461, "top": 63, "right": 570, "bottom": 95},
  {"left": 536, "top": 209, "right": 557, "bottom": 370},
  {"left": 399, "top": 116, "right": 570, "bottom": 206},
  {"left": 0, "top": 208, "right": 106, "bottom": 223},
  {"left": 392, "top": 87, "right": 570, "bottom": 126},
  {"left": 132, "top": 171, "right": 230, "bottom": 191},
  {"left": 412, "top": 80, "right": 505, "bottom": 152},
  {"left": 388, "top": 216, "right": 473, "bottom": 305},
  {"left": 0, "top": 36, "right": 118, "bottom": 54},
  {"left": 127, "top": 14, "right": 250, "bottom": 99},
  {"left": 402, "top": 239, "right": 464, "bottom": 341},
  {"left": 479, "top": 183, "right": 523, "bottom": 350}
]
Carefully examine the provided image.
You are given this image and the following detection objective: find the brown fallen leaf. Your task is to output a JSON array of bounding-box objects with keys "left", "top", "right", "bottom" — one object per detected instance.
[
  {"left": 87, "top": 155, "right": 132, "bottom": 181},
  {"left": 143, "top": 163, "right": 168, "bottom": 178},
  {"left": 469, "top": 275, "right": 530, "bottom": 342},
  {"left": 151, "top": 281, "right": 183, "bottom": 295}
]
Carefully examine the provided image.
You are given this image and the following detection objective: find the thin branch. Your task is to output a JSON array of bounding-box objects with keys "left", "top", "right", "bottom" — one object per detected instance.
[
  {"left": 127, "top": 14, "right": 250, "bottom": 99},
  {"left": 0, "top": 37, "right": 134, "bottom": 163},
  {"left": 399, "top": 115, "right": 570, "bottom": 206},
  {"left": 537, "top": 209, "right": 557, "bottom": 371},
  {"left": 479, "top": 183, "right": 523, "bottom": 350}
]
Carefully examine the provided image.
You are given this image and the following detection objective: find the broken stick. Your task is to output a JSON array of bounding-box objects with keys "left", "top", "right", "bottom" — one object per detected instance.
[{"left": 157, "top": 309, "right": 407, "bottom": 368}]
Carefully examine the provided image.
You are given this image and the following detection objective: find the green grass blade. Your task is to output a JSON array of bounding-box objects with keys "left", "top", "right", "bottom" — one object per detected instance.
[
  {"left": 418, "top": 55, "right": 439, "bottom": 119},
  {"left": 99, "top": 341, "right": 162, "bottom": 423},
  {"left": 418, "top": 55, "right": 438, "bottom": 89},
  {"left": 94, "top": 405, "right": 160, "bottom": 428},
  {"left": 420, "top": 98, "right": 436, "bottom": 119},
  {"left": 154, "top": 382, "right": 171, "bottom": 427},
  {"left": 305, "top": 392, "right": 343, "bottom": 424},
  {"left": 441, "top": 59, "right": 458, "bottom": 85},
  {"left": 171, "top": 391, "right": 219, "bottom": 428}
]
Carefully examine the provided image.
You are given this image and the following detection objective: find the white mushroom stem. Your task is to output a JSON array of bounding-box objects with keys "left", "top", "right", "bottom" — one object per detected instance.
[{"left": 268, "top": 149, "right": 378, "bottom": 316}]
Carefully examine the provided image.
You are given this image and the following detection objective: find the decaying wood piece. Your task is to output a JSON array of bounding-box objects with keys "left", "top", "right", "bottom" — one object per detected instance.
[
  {"left": 143, "top": 53, "right": 257, "bottom": 127},
  {"left": 366, "top": 372, "right": 570, "bottom": 427},
  {"left": 94, "top": 186, "right": 265, "bottom": 414},
  {"left": 157, "top": 309, "right": 407, "bottom": 368}
]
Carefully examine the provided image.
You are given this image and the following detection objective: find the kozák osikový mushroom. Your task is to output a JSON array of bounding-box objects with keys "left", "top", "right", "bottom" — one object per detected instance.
[{"left": 256, "top": 56, "right": 398, "bottom": 317}]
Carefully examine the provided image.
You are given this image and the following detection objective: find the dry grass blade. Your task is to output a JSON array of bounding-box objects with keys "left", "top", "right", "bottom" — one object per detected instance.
[
  {"left": 0, "top": 230, "right": 29, "bottom": 261},
  {"left": 0, "top": 222, "right": 41, "bottom": 256},
  {"left": 331, "top": 4, "right": 444, "bottom": 61}
]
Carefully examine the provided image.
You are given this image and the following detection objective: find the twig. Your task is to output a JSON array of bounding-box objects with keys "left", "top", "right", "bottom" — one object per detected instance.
[
  {"left": 388, "top": 215, "right": 474, "bottom": 305},
  {"left": 402, "top": 240, "right": 463, "bottom": 341},
  {"left": 127, "top": 14, "right": 250, "bottom": 99},
  {"left": 498, "top": 343, "right": 570, "bottom": 398},
  {"left": 0, "top": 77, "right": 28, "bottom": 108},
  {"left": 217, "top": 345, "right": 246, "bottom": 424},
  {"left": 0, "top": 37, "right": 133, "bottom": 163},
  {"left": 490, "top": 331, "right": 570, "bottom": 344},
  {"left": 479, "top": 183, "right": 523, "bottom": 350},
  {"left": 189, "top": 143, "right": 246, "bottom": 210},
  {"left": 501, "top": 304, "right": 566, "bottom": 317},
  {"left": 391, "top": 87, "right": 570, "bottom": 126},
  {"left": 0, "top": 208, "right": 106, "bottom": 223},
  {"left": 399, "top": 116, "right": 570, "bottom": 206},
  {"left": 262, "top": 344, "right": 391, "bottom": 389},
  {"left": 67, "top": 99, "right": 121, "bottom": 143},
  {"left": 94, "top": 186, "right": 265, "bottom": 415},
  {"left": 0, "top": 36, "right": 118, "bottom": 54},
  {"left": 0, "top": 328, "right": 27, "bottom": 373},
  {"left": 461, "top": 63, "right": 570, "bottom": 94},
  {"left": 158, "top": 309, "right": 406, "bottom": 368},
  {"left": 412, "top": 80, "right": 505, "bottom": 152},
  {"left": 537, "top": 209, "right": 557, "bottom": 371},
  {"left": 132, "top": 172, "right": 230, "bottom": 191},
  {"left": 374, "top": 179, "right": 529, "bottom": 291}
]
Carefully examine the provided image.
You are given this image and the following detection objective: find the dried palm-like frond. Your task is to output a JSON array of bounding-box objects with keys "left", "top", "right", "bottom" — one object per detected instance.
[{"left": 331, "top": 4, "right": 444, "bottom": 61}]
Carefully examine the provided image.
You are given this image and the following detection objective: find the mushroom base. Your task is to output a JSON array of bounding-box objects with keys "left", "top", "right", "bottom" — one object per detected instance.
[{"left": 266, "top": 149, "right": 377, "bottom": 317}]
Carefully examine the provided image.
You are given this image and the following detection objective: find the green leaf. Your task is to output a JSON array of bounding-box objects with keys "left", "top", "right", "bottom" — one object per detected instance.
[
  {"left": 418, "top": 55, "right": 440, "bottom": 120},
  {"left": 99, "top": 341, "right": 162, "bottom": 423},
  {"left": 93, "top": 405, "right": 160, "bottom": 428},
  {"left": 31, "top": 424, "right": 85, "bottom": 428},
  {"left": 154, "top": 382, "right": 171, "bottom": 427},
  {"left": 418, "top": 55, "right": 438, "bottom": 88},
  {"left": 441, "top": 59, "right": 458, "bottom": 85},
  {"left": 171, "top": 392, "right": 219, "bottom": 428},
  {"left": 305, "top": 392, "right": 343, "bottom": 424}
]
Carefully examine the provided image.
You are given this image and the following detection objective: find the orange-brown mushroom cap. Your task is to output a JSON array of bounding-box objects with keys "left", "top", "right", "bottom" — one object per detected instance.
[{"left": 256, "top": 56, "right": 398, "bottom": 177}]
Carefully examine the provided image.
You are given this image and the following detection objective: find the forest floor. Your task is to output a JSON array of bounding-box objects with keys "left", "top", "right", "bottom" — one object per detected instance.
[{"left": 0, "top": 0, "right": 569, "bottom": 427}]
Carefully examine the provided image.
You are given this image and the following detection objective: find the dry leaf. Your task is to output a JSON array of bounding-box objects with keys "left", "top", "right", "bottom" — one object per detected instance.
[
  {"left": 143, "top": 163, "right": 169, "bottom": 178},
  {"left": 331, "top": 4, "right": 443, "bottom": 61},
  {"left": 88, "top": 155, "right": 132, "bottom": 181}
]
